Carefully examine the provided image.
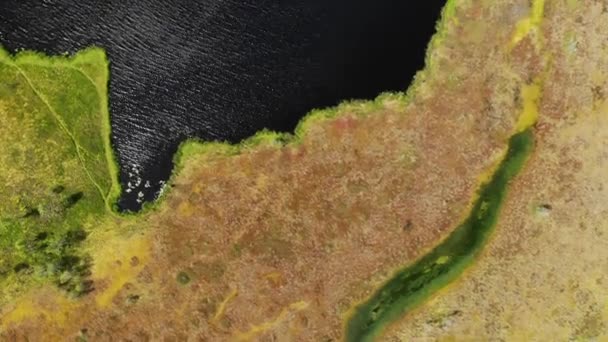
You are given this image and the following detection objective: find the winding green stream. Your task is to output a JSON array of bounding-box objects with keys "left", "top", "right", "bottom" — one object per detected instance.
[{"left": 346, "top": 129, "right": 534, "bottom": 341}]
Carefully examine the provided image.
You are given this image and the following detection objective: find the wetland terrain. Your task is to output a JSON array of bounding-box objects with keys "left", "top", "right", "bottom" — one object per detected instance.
[{"left": 1, "top": 0, "right": 607, "bottom": 340}]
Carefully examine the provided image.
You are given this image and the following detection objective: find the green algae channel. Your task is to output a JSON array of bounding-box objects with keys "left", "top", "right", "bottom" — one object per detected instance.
[{"left": 345, "top": 129, "right": 534, "bottom": 342}]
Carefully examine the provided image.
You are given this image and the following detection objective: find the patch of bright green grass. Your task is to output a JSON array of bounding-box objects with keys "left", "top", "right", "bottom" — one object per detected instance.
[
  {"left": 345, "top": 129, "right": 534, "bottom": 342},
  {"left": 0, "top": 48, "right": 116, "bottom": 299}
]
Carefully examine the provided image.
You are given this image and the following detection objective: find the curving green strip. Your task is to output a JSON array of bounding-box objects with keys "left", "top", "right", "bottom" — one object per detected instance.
[{"left": 345, "top": 129, "right": 534, "bottom": 342}]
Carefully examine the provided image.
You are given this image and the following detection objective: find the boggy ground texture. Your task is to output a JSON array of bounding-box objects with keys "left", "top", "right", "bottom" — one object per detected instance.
[
  {"left": 0, "top": 0, "right": 607, "bottom": 340},
  {"left": 384, "top": 0, "right": 608, "bottom": 340}
]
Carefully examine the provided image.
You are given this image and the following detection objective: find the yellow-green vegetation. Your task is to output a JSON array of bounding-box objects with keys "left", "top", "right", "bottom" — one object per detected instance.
[
  {"left": 510, "top": 0, "right": 545, "bottom": 49},
  {"left": 0, "top": 47, "right": 118, "bottom": 299}
]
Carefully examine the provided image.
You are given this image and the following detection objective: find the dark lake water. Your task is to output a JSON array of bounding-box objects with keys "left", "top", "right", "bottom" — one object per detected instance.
[{"left": 0, "top": 0, "right": 444, "bottom": 211}]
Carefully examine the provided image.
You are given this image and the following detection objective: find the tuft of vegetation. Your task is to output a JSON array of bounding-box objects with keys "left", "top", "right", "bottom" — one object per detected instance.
[
  {"left": 177, "top": 271, "right": 191, "bottom": 285},
  {"left": 126, "top": 294, "right": 140, "bottom": 304},
  {"left": 11, "top": 224, "right": 93, "bottom": 297}
]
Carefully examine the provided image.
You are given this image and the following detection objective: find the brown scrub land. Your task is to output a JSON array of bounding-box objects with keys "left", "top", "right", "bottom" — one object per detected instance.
[{"left": 0, "top": 0, "right": 607, "bottom": 340}]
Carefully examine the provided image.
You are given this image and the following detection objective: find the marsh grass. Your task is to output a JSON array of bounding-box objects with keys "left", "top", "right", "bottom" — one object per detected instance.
[{"left": 0, "top": 48, "right": 113, "bottom": 298}]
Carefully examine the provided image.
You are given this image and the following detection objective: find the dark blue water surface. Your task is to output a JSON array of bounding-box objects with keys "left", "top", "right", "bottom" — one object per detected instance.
[{"left": 0, "top": 0, "right": 444, "bottom": 211}]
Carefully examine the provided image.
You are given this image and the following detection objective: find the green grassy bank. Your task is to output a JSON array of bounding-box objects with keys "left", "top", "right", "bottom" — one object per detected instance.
[{"left": 0, "top": 47, "right": 118, "bottom": 299}]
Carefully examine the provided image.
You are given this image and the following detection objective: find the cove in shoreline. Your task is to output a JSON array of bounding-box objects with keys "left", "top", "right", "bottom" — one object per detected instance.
[{"left": 0, "top": 0, "right": 447, "bottom": 211}]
